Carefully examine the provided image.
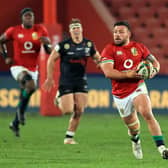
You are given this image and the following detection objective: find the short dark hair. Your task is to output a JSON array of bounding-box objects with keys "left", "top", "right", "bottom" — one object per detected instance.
[
  {"left": 20, "top": 7, "right": 34, "bottom": 16},
  {"left": 69, "top": 18, "right": 81, "bottom": 25},
  {"left": 113, "top": 21, "right": 131, "bottom": 31}
]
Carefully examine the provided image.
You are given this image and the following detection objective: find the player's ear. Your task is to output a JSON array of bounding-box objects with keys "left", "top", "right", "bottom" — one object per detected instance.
[
  {"left": 81, "top": 27, "right": 83, "bottom": 32},
  {"left": 128, "top": 31, "right": 132, "bottom": 38},
  {"left": 20, "top": 16, "right": 24, "bottom": 23}
]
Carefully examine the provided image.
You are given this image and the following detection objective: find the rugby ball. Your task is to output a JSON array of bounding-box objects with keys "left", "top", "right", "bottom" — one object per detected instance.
[{"left": 136, "top": 61, "right": 153, "bottom": 79}]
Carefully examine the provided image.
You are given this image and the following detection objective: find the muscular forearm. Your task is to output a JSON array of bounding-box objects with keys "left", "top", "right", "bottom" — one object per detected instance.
[
  {"left": 47, "top": 59, "right": 55, "bottom": 80},
  {"left": 46, "top": 49, "right": 60, "bottom": 80},
  {"left": 103, "top": 69, "right": 128, "bottom": 80}
]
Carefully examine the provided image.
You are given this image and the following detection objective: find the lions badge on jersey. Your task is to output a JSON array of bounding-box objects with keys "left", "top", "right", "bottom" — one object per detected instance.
[
  {"left": 131, "top": 47, "right": 138, "bottom": 56},
  {"left": 87, "top": 41, "right": 92, "bottom": 47},
  {"left": 64, "top": 43, "right": 70, "bottom": 50},
  {"left": 32, "top": 32, "right": 38, "bottom": 40}
]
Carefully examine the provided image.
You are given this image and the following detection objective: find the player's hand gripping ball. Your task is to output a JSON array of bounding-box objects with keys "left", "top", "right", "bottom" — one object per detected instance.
[{"left": 136, "top": 61, "right": 154, "bottom": 79}]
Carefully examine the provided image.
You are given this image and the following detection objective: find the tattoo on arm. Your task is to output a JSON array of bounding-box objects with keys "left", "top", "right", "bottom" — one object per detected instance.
[
  {"left": 146, "top": 54, "right": 160, "bottom": 73},
  {"left": 146, "top": 54, "right": 156, "bottom": 63}
]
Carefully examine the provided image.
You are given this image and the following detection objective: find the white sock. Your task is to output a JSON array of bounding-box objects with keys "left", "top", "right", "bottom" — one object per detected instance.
[{"left": 66, "top": 131, "right": 75, "bottom": 137}]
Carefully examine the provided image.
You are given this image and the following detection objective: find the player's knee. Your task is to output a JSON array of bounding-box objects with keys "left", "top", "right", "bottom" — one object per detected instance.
[
  {"left": 75, "top": 104, "right": 85, "bottom": 113},
  {"left": 138, "top": 105, "right": 151, "bottom": 116},
  {"left": 61, "top": 107, "right": 74, "bottom": 115},
  {"left": 142, "top": 112, "right": 154, "bottom": 121},
  {"left": 19, "top": 73, "right": 32, "bottom": 85},
  {"left": 73, "top": 112, "right": 82, "bottom": 119},
  {"left": 19, "top": 74, "right": 36, "bottom": 93},
  {"left": 62, "top": 110, "right": 73, "bottom": 115},
  {"left": 73, "top": 105, "right": 85, "bottom": 118}
]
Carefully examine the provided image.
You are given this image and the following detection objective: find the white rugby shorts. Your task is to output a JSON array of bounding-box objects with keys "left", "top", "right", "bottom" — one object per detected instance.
[
  {"left": 113, "top": 83, "right": 148, "bottom": 117},
  {"left": 10, "top": 66, "right": 38, "bottom": 86}
]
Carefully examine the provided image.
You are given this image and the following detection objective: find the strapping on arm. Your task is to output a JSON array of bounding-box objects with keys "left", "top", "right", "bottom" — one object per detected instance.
[{"left": 0, "top": 43, "right": 8, "bottom": 59}]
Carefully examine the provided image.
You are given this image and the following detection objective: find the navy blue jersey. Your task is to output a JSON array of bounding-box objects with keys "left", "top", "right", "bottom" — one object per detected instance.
[{"left": 55, "top": 38, "right": 96, "bottom": 85}]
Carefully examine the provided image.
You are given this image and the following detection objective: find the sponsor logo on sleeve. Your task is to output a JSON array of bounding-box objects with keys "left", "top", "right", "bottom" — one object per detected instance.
[
  {"left": 116, "top": 51, "right": 123, "bottom": 55},
  {"left": 18, "top": 34, "right": 24, "bottom": 38}
]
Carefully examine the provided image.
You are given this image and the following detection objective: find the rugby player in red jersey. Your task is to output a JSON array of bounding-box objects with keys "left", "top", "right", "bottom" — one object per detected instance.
[
  {"left": 0, "top": 8, "right": 51, "bottom": 137},
  {"left": 43, "top": 18, "right": 101, "bottom": 144},
  {"left": 100, "top": 21, "right": 168, "bottom": 159}
]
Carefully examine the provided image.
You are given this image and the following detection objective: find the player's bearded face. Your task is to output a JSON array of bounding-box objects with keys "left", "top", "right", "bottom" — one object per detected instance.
[
  {"left": 113, "top": 26, "right": 130, "bottom": 46},
  {"left": 22, "top": 12, "right": 34, "bottom": 28}
]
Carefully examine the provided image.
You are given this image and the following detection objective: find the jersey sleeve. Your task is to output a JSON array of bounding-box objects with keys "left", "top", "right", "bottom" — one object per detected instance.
[
  {"left": 101, "top": 44, "right": 114, "bottom": 64},
  {"left": 54, "top": 43, "right": 61, "bottom": 52},
  {"left": 89, "top": 41, "right": 97, "bottom": 56},
  {"left": 4, "top": 27, "right": 14, "bottom": 40},
  {"left": 54, "top": 42, "right": 65, "bottom": 56},
  {"left": 39, "top": 24, "right": 49, "bottom": 37},
  {"left": 139, "top": 43, "right": 150, "bottom": 59}
]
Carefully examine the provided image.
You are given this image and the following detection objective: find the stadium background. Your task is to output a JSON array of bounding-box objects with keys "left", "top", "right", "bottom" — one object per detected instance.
[{"left": 0, "top": 0, "right": 168, "bottom": 115}]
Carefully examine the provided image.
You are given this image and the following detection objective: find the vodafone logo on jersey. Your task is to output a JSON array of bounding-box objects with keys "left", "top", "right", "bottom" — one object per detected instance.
[
  {"left": 18, "top": 34, "right": 24, "bottom": 38},
  {"left": 22, "top": 41, "right": 35, "bottom": 54},
  {"left": 124, "top": 59, "right": 133, "bottom": 69},
  {"left": 24, "top": 41, "right": 33, "bottom": 50}
]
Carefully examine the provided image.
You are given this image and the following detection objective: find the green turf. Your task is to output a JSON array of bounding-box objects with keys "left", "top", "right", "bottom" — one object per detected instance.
[{"left": 0, "top": 112, "right": 167, "bottom": 168}]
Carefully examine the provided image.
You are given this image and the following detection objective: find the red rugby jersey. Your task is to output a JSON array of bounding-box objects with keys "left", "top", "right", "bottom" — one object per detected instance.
[
  {"left": 101, "top": 41, "right": 150, "bottom": 98},
  {"left": 5, "top": 24, "right": 49, "bottom": 71}
]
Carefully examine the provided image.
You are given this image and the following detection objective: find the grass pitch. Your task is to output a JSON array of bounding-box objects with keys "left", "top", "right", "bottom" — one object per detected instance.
[{"left": 0, "top": 112, "right": 167, "bottom": 168}]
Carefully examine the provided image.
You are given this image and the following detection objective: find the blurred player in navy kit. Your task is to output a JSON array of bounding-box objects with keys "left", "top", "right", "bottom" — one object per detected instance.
[
  {"left": 43, "top": 18, "right": 101, "bottom": 144},
  {"left": 0, "top": 8, "right": 51, "bottom": 137}
]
